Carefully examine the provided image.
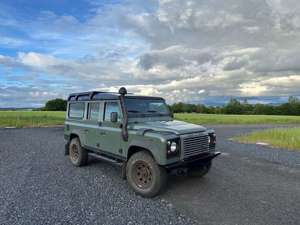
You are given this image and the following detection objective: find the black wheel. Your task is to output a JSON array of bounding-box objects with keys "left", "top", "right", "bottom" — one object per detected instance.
[
  {"left": 126, "top": 151, "right": 167, "bottom": 198},
  {"left": 69, "top": 137, "right": 88, "bottom": 167},
  {"left": 188, "top": 161, "right": 212, "bottom": 177}
]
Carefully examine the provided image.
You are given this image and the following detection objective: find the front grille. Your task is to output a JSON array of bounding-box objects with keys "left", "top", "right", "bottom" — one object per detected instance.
[{"left": 181, "top": 133, "right": 209, "bottom": 159}]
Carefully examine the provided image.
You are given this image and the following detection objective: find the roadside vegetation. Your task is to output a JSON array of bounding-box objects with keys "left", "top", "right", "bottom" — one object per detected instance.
[
  {"left": 233, "top": 128, "right": 300, "bottom": 151},
  {"left": 1, "top": 111, "right": 300, "bottom": 128},
  {"left": 175, "top": 113, "right": 300, "bottom": 125},
  {"left": 0, "top": 111, "right": 65, "bottom": 128}
]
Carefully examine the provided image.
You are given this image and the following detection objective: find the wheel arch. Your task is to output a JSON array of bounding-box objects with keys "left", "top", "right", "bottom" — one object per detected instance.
[
  {"left": 70, "top": 133, "right": 79, "bottom": 141},
  {"left": 65, "top": 133, "right": 81, "bottom": 155},
  {"left": 127, "top": 145, "right": 156, "bottom": 162}
]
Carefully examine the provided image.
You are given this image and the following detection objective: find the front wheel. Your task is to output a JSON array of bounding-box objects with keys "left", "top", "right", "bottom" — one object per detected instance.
[
  {"left": 188, "top": 161, "right": 212, "bottom": 177},
  {"left": 126, "top": 151, "right": 167, "bottom": 198}
]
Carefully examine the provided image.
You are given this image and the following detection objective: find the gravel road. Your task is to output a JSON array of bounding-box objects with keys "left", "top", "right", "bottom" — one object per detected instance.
[{"left": 0, "top": 126, "right": 299, "bottom": 225}]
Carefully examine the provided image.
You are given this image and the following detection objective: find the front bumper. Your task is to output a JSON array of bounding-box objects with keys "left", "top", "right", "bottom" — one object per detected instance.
[{"left": 165, "top": 152, "right": 221, "bottom": 170}]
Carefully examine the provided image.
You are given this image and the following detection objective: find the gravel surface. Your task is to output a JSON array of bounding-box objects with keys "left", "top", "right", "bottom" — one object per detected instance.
[
  {"left": 0, "top": 126, "right": 299, "bottom": 225},
  {"left": 0, "top": 128, "right": 195, "bottom": 225}
]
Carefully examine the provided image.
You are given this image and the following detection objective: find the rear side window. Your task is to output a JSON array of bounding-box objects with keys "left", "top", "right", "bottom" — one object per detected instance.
[
  {"left": 69, "top": 103, "right": 85, "bottom": 119},
  {"left": 88, "top": 102, "right": 100, "bottom": 121},
  {"left": 104, "top": 102, "right": 121, "bottom": 121}
]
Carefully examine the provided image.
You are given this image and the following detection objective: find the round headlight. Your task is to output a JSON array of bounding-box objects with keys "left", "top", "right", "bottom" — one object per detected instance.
[{"left": 170, "top": 142, "right": 177, "bottom": 152}]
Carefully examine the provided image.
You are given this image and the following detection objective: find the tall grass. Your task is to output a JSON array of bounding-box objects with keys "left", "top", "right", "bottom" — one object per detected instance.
[
  {"left": 233, "top": 128, "right": 300, "bottom": 151},
  {"left": 0, "top": 111, "right": 65, "bottom": 128},
  {"left": 175, "top": 113, "right": 300, "bottom": 125}
]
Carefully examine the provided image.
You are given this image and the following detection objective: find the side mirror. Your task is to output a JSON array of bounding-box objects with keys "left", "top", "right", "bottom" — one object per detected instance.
[{"left": 110, "top": 112, "right": 118, "bottom": 123}]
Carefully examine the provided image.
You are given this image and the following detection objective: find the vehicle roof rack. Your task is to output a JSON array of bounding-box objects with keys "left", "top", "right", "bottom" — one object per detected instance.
[
  {"left": 67, "top": 91, "right": 120, "bottom": 101},
  {"left": 67, "top": 88, "right": 163, "bottom": 102}
]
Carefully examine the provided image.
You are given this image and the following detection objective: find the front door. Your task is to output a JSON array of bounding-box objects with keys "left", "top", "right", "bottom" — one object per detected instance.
[{"left": 98, "top": 101, "right": 122, "bottom": 156}]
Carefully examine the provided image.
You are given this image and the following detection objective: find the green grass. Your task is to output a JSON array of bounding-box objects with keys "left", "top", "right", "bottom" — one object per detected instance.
[
  {"left": 0, "top": 111, "right": 65, "bottom": 128},
  {"left": 232, "top": 128, "right": 300, "bottom": 151},
  {"left": 1, "top": 111, "right": 300, "bottom": 128},
  {"left": 175, "top": 113, "right": 300, "bottom": 125}
]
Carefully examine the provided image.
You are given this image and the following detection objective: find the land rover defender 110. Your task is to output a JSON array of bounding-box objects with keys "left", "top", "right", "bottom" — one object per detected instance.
[{"left": 64, "top": 87, "right": 220, "bottom": 197}]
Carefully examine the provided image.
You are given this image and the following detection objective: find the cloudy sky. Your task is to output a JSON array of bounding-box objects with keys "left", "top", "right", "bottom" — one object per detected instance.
[{"left": 1, "top": 0, "right": 300, "bottom": 107}]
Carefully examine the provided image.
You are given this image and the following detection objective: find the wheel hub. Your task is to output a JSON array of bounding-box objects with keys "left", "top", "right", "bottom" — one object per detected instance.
[
  {"left": 133, "top": 161, "right": 153, "bottom": 189},
  {"left": 70, "top": 144, "right": 79, "bottom": 162}
]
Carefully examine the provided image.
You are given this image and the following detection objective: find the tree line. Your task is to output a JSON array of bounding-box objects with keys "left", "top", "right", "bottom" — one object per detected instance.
[
  {"left": 170, "top": 96, "right": 300, "bottom": 116},
  {"left": 43, "top": 96, "right": 300, "bottom": 116}
]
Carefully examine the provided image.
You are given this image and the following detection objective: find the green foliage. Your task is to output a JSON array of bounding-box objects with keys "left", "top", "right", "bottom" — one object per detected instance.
[
  {"left": 0, "top": 111, "right": 65, "bottom": 128},
  {"left": 1, "top": 111, "right": 300, "bottom": 128},
  {"left": 170, "top": 96, "right": 300, "bottom": 116},
  {"left": 44, "top": 98, "right": 67, "bottom": 111},
  {"left": 175, "top": 113, "right": 300, "bottom": 125},
  {"left": 233, "top": 128, "right": 300, "bottom": 151}
]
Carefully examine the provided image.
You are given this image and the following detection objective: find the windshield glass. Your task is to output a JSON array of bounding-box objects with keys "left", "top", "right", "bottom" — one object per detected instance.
[{"left": 125, "top": 98, "right": 171, "bottom": 117}]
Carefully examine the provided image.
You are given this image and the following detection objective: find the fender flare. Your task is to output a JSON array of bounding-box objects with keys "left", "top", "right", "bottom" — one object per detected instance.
[{"left": 127, "top": 139, "right": 161, "bottom": 163}]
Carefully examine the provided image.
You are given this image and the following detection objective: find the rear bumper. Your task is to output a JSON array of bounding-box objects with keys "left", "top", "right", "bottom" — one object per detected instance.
[{"left": 165, "top": 152, "right": 221, "bottom": 169}]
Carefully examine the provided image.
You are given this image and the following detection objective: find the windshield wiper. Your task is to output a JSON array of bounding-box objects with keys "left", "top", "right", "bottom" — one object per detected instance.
[
  {"left": 146, "top": 110, "right": 169, "bottom": 116},
  {"left": 128, "top": 110, "right": 141, "bottom": 113}
]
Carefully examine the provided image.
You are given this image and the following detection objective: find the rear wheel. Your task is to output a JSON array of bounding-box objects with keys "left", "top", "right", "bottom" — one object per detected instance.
[
  {"left": 126, "top": 151, "right": 167, "bottom": 198},
  {"left": 188, "top": 161, "right": 212, "bottom": 177},
  {"left": 69, "top": 137, "right": 88, "bottom": 167}
]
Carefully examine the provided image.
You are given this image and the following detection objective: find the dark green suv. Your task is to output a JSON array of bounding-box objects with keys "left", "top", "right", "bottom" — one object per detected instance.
[{"left": 64, "top": 87, "right": 220, "bottom": 197}]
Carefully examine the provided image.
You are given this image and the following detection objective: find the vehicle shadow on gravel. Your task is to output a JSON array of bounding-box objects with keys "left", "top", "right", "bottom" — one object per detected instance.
[
  {"left": 87, "top": 156, "right": 210, "bottom": 197},
  {"left": 165, "top": 172, "right": 213, "bottom": 196}
]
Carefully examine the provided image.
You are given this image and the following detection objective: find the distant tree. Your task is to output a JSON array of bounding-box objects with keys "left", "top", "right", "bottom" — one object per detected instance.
[
  {"left": 171, "top": 102, "right": 184, "bottom": 113},
  {"left": 288, "top": 96, "right": 300, "bottom": 104},
  {"left": 44, "top": 98, "right": 67, "bottom": 111},
  {"left": 224, "top": 98, "right": 244, "bottom": 114},
  {"left": 287, "top": 96, "right": 300, "bottom": 115},
  {"left": 253, "top": 104, "right": 274, "bottom": 115}
]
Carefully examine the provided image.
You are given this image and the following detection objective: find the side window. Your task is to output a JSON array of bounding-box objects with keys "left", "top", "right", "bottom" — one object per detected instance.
[
  {"left": 104, "top": 102, "right": 121, "bottom": 121},
  {"left": 88, "top": 102, "right": 100, "bottom": 121},
  {"left": 69, "top": 103, "right": 85, "bottom": 119}
]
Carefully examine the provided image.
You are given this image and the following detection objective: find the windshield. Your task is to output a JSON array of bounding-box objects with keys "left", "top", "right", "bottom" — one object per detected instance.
[{"left": 124, "top": 98, "right": 171, "bottom": 117}]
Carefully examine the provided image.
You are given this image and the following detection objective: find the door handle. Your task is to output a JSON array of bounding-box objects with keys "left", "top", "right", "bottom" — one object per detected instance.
[
  {"left": 84, "top": 129, "right": 88, "bottom": 132},
  {"left": 100, "top": 131, "right": 106, "bottom": 135}
]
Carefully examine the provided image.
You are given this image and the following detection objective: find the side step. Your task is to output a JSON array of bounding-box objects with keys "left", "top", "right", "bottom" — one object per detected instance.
[
  {"left": 88, "top": 152, "right": 127, "bottom": 180},
  {"left": 88, "top": 152, "right": 122, "bottom": 165}
]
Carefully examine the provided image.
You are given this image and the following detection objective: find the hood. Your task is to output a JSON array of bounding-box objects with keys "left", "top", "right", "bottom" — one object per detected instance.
[{"left": 129, "top": 120, "right": 207, "bottom": 135}]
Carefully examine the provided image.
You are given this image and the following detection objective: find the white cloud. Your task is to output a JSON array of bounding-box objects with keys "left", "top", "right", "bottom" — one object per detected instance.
[
  {"left": 1, "top": 0, "right": 300, "bottom": 107},
  {"left": 18, "top": 52, "right": 59, "bottom": 68}
]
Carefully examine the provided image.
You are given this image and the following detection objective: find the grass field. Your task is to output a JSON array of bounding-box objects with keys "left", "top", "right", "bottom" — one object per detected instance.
[
  {"left": 175, "top": 113, "right": 300, "bottom": 125},
  {"left": 233, "top": 128, "right": 300, "bottom": 151},
  {"left": 1, "top": 111, "right": 300, "bottom": 128},
  {"left": 0, "top": 111, "right": 65, "bottom": 128}
]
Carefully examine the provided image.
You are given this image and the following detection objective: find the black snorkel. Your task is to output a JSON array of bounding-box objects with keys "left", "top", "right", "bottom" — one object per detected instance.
[{"left": 119, "top": 87, "right": 128, "bottom": 142}]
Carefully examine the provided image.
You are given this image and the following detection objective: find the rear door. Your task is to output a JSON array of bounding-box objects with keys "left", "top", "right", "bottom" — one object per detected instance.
[
  {"left": 98, "top": 101, "right": 122, "bottom": 156},
  {"left": 85, "top": 102, "right": 102, "bottom": 149}
]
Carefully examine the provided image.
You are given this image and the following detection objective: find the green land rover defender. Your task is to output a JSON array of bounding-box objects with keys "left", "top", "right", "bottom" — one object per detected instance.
[{"left": 64, "top": 87, "right": 220, "bottom": 197}]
